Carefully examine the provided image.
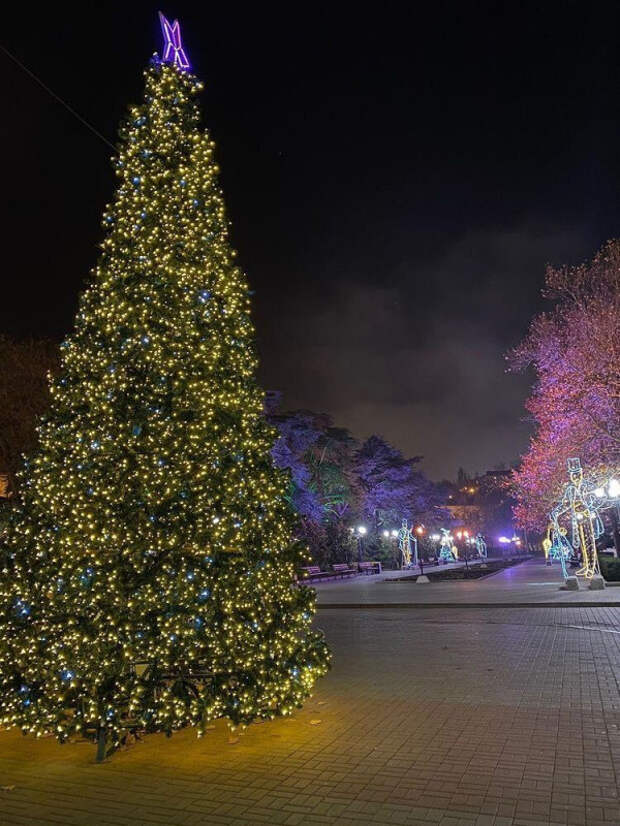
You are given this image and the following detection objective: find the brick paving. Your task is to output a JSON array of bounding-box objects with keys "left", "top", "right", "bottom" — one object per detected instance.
[{"left": 2, "top": 606, "right": 620, "bottom": 825}]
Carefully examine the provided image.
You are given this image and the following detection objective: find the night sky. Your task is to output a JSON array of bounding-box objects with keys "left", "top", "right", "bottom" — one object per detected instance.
[{"left": 3, "top": 2, "right": 620, "bottom": 479}]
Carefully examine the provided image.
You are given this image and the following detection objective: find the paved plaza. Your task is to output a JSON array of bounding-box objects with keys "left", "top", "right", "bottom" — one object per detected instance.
[
  {"left": 2, "top": 561, "right": 620, "bottom": 825},
  {"left": 316, "top": 558, "right": 620, "bottom": 607}
]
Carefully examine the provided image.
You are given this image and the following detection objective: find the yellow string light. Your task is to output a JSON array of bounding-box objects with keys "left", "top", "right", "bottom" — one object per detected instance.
[{"left": 0, "top": 58, "right": 330, "bottom": 759}]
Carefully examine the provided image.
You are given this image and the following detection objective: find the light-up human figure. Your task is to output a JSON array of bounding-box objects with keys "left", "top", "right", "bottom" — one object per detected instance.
[
  {"left": 542, "top": 525, "right": 553, "bottom": 565},
  {"left": 438, "top": 528, "right": 457, "bottom": 563},
  {"left": 398, "top": 519, "right": 418, "bottom": 568},
  {"left": 549, "top": 458, "right": 603, "bottom": 579},
  {"left": 474, "top": 533, "right": 487, "bottom": 559},
  {"left": 543, "top": 523, "right": 573, "bottom": 578}
]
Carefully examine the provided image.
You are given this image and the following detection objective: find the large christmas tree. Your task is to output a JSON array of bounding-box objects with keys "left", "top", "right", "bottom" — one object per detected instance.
[{"left": 0, "top": 15, "right": 329, "bottom": 760}]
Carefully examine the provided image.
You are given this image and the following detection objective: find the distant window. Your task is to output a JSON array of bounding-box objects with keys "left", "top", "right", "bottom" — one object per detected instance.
[{"left": 0, "top": 474, "right": 13, "bottom": 499}]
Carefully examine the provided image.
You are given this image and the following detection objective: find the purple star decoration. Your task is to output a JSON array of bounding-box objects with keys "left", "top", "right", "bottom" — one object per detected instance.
[{"left": 159, "top": 11, "right": 190, "bottom": 70}]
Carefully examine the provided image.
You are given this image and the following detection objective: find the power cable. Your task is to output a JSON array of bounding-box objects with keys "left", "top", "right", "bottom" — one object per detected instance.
[{"left": 1, "top": 44, "right": 116, "bottom": 151}]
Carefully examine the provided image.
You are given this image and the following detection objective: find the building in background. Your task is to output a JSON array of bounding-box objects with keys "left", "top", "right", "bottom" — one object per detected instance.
[{"left": 443, "top": 469, "right": 516, "bottom": 550}]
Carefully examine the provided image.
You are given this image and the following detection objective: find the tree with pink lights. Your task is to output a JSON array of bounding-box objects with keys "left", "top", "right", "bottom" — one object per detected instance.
[{"left": 510, "top": 240, "right": 620, "bottom": 530}]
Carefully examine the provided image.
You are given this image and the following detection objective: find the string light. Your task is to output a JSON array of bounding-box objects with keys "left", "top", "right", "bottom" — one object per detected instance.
[{"left": 0, "top": 17, "right": 330, "bottom": 759}]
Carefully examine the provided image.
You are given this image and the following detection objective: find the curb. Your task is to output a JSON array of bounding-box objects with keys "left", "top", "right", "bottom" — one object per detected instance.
[{"left": 317, "top": 601, "right": 620, "bottom": 609}]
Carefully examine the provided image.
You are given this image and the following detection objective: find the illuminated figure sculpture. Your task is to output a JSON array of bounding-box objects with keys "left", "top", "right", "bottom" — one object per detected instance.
[
  {"left": 549, "top": 458, "right": 604, "bottom": 579},
  {"left": 398, "top": 519, "right": 417, "bottom": 568},
  {"left": 474, "top": 533, "right": 487, "bottom": 559},
  {"left": 542, "top": 523, "right": 573, "bottom": 578},
  {"left": 542, "top": 528, "right": 552, "bottom": 565},
  {"left": 438, "top": 529, "right": 457, "bottom": 563}
]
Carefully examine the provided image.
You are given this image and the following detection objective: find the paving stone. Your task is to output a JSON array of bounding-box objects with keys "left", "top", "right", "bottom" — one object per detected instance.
[{"left": 3, "top": 603, "right": 620, "bottom": 823}]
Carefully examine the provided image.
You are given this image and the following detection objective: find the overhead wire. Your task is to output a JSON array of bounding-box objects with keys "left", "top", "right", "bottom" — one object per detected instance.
[{"left": 0, "top": 44, "right": 116, "bottom": 151}]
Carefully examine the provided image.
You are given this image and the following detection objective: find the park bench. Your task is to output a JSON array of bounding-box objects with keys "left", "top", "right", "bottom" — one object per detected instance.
[
  {"left": 358, "top": 560, "right": 382, "bottom": 575},
  {"left": 332, "top": 563, "right": 358, "bottom": 578},
  {"left": 299, "top": 565, "right": 332, "bottom": 582}
]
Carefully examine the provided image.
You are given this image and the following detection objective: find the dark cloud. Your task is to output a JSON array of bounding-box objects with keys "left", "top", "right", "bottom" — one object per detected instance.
[
  {"left": 3, "top": 2, "right": 620, "bottom": 480},
  {"left": 258, "top": 223, "right": 592, "bottom": 477}
]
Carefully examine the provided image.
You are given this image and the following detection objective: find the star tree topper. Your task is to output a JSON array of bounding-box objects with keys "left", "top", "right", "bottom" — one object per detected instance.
[{"left": 159, "top": 11, "right": 190, "bottom": 70}]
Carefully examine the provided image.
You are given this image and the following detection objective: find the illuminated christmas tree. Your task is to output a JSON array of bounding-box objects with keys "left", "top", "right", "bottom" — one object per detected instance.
[{"left": 0, "top": 15, "right": 329, "bottom": 760}]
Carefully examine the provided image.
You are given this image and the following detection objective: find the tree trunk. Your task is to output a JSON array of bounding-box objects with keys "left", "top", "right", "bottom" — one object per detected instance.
[{"left": 96, "top": 726, "right": 107, "bottom": 763}]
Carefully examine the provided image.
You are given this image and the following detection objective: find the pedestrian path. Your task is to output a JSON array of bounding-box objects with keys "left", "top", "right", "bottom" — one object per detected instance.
[
  {"left": 315, "top": 558, "right": 620, "bottom": 607},
  {"left": 2, "top": 604, "right": 620, "bottom": 825}
]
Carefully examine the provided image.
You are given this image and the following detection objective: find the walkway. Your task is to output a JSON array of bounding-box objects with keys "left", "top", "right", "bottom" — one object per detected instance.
[
  {"left": 315, "top": 558, "right": 620, "bottom": 607},
  {"left": 2, "top": 605, "right": 620, "bottom": 824}
]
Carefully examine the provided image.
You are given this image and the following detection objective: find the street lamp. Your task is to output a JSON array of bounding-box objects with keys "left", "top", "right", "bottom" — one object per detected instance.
[
  {"left": 412, "top": 525, "right": 424, "bottom": 573},
  {"left": 415, "top": 526, "right": 425, "bottom": 567},
  {"left": 355, "top": 525, "right": 367, "bottom": 562}
]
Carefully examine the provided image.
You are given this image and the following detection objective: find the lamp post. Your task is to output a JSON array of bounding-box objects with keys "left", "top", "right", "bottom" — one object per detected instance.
[
  {"left": 418, "top": 531, "right": 425, "bottom": 577},
  {"left": 355, "top": 525, "right": 367, "bottom": 563},
  {"left": 414, "top": 525, "right": 424, "bottom": 569},
  {"left": 389, "top": 529, "right": 398, "bottom": 568},
  {"left": 430, "top": 533, "right": 441, "bottom": 570}
]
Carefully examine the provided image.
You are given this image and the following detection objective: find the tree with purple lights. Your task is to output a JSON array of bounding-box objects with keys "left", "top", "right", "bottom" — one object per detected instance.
[
  {"left": 268, "top": 410, "right": 444, "bottom": 565},
  {"left": 269, "top": 409, "right": 358, "bottom": 566},
  {"left": 354, "top": 435, "right": 442, "bottom": 537},
  {"left": 510, "top": 239, "right": 620, "bottom": 531}
]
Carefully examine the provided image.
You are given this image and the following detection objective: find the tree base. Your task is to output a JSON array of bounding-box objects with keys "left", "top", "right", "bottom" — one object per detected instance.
[{"left": 96, "top": 728, "right": 107, "bottom": 763}]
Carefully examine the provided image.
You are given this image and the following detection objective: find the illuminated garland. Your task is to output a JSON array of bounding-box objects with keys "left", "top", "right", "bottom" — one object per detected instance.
[{"left": 0, "top": 17, "right": 330, "bottom": 759}]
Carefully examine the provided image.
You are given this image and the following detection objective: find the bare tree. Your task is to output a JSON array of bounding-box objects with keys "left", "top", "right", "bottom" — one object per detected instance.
[{"left": 0, "top": 336, "right": 58, "bottom": 494}]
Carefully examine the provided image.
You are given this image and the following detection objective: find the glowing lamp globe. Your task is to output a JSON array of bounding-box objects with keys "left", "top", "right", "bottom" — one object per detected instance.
[{"left": 609, "top": 479, "right": 620, "bottom": 498}]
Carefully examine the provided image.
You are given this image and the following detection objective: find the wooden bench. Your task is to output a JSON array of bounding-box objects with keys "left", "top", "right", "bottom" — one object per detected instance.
[
  {"left": 332, "top": 563, "right": 358, "bottom": 578},
  {"left": 299, "top": 565, "right": 332, "bottom": 582},
  {"left": 359, "top": 560, "right": 382, "bottom": 575}
]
